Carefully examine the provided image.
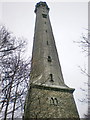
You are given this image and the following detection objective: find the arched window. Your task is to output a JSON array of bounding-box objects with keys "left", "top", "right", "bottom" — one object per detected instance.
[
  {"left": 50, "top": 97, "right": 54, "bottom": 105},
  {"left": 54, "top": 98, "right": 58, "bottom": 105},
  {"left": 50, "top": 97, "right": 58, "bottom": 105}
]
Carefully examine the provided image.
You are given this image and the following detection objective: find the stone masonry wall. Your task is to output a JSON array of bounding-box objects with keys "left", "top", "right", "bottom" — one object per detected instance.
[{"left": 24, "top": 85, "right": 79, "bottom": 118}]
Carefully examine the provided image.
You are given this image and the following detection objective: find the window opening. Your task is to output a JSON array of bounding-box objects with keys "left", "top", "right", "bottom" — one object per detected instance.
[
  {"left": 42, "top": 14, "right": 47, "bottom": 18},
  {"left": 48, "top": 56, "right": 52, "bottom": 62},
  {"left": 47, "top": 41, "right": 48, "bottom": 45},
  {"left": 54, "top": 98, "right": 58, "bottom": 105},
  {"left": 46, "top": 30, "right": 47, "bottom": 32},
  {"left": 50, "top": 74, "right": 54, "bottom": 82},
  {"left": 38, "top": 97, "right": 40, "bottom": 104},
  {"left": 50, "top": 97, "right": 54, "bottom": 104},
  {"left": 50, "top": 97, "right": 58, "bottom": 105}
]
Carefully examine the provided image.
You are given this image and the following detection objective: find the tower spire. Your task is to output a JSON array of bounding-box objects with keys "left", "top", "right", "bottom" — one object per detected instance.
[{"left": 24, "top": 2, "right": 80, "bottom": 119}]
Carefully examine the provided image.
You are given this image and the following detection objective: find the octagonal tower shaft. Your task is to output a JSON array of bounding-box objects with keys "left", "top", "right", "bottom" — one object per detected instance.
[{"left": 30, "top": 2, "right": 67, "bottom": 87}]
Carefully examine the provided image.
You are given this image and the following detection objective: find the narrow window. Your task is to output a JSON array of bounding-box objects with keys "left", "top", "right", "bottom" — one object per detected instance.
[
  {"left": 38, "top": 97, "right": 40, "bottom": 104},
  {"left": 48, "top": 56, "right": 52, "bottom": 62},
  {"left": 50, "top": 97, "right": 54, "bottom": 104},
  {"left": 45, "top": 22, "right": 46, "bottom": 24},
  {"left": 54, "top": 98, "right": 58, "bottom": 105},
  {"left": 47, "top": 41, "right": 48, "bottom": 45},
  {"left": 36, "top": 115, "right": 37, "bottom": 119},
  {"left": 42, "top": 14, "right": 47, "bottom": 18},
  {"left": 46, "top": 30, "right": 47, "bottom": 32},
  {"left": 50, "top": 74, "right": 54, "bottom": 82}
]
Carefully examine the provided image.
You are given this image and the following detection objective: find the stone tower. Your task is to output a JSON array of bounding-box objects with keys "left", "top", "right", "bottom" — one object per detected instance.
[{"left": 24, "top": 2, "right": 79, "bottom": 119}]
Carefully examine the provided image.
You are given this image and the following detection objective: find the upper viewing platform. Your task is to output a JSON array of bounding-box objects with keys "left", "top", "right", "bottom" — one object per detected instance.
[{"left": 34, "top": 1, "right": 50, "bottom": 13}]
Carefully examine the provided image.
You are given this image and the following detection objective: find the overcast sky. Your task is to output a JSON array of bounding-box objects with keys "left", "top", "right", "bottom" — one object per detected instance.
[{"left": 0, "top": 0, "right": 88, "bottom": 118}]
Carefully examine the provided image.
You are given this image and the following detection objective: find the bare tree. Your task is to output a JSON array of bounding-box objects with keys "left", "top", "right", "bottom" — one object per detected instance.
[
  {"left": 0, "top": 25, "right": 30, "bottom": 119},
  {"left": 76, "top": 29, "right": 90, "bottom": 119}
]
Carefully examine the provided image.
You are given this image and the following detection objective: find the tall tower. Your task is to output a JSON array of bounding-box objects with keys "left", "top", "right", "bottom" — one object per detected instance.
[{"left": 24, "top": 2, "right": 79, "bottom": 118}]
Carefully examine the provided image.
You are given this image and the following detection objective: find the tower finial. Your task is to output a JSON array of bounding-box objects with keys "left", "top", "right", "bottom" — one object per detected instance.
[{"left": 34, "top": 1, "right": 49, "bottom": 13}]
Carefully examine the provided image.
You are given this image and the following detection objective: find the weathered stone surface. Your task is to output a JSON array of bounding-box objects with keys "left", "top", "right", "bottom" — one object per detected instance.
[
  {"left": 24, "top": 84, "right": 79, "bottom": 118},
  {"left": 24, "top": 1, "right": 80, "bottom": 119},
  {"left": 30, "top": 1, "right": 66, "bottom": 87}
]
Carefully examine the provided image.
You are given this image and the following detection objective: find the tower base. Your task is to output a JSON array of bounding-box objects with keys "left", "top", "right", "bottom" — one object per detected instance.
[{"left": 24, "top": 84, "right": 79, "bottom": 119}]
